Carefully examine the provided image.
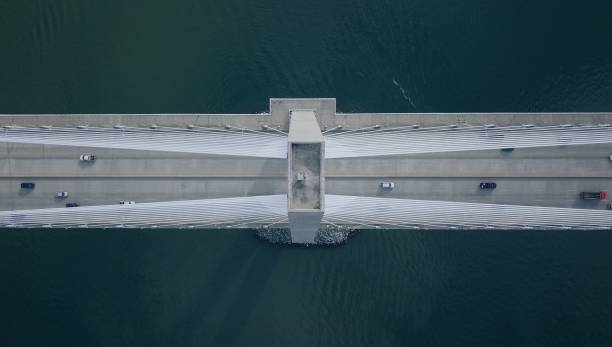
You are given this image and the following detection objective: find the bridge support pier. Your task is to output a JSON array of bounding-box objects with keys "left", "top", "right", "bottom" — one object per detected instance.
[{"left": 287, "top": 109, "right": 325, "bottom": 243}]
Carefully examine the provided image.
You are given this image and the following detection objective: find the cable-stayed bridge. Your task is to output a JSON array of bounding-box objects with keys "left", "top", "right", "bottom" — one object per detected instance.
[
  {"left": 1, "top": 98, "right": 611, "bottom": 244},
  {"left": 1, "top": 125, "right": 287, "bottom": 158},
  {"left": 3, "top": 123, "right": 612, "bottom": 159}
]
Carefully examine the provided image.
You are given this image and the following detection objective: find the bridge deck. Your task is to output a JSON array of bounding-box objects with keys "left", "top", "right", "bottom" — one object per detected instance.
[
  {"left": 1, "top": 142, "right": 610, "bottom": 211},
  {"left": 1, "top": 99, "right": 611, "bottom": 223}
]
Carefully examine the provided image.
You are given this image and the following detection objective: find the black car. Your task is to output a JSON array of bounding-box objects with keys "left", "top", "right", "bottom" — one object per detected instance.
[
  {"left": 65, "top": 203, "right": 79, "bottom": 208},
  {"left": 580, "top": 191, "right": 606, "bottom": 200},
  {"left": 20, "top": 182, "right": 35, "bottom": 189},
  {"left": 480, "top": 182, "right": 497, "bottom": 189}
]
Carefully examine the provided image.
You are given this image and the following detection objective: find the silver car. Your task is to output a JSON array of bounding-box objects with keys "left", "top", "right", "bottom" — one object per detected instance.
[
  {"left": 55, "top": 191, "right": 69, "bottom": 198},
  {"left": 79, "top": 154, "right": 96, "bottom": 162},
  {"left": 381, "top": 182, "right": 395, "bottom": 189}
]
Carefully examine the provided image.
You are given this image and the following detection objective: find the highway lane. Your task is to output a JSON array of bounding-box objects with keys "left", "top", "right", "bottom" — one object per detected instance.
[
  {"left": 325, "top": 144, "right": 612, "bottom": 178},
  {"left": 0, "top": 177, "right": 286, "bottom": 211},
  {"left": 0, "top": 142, "right": 287, "bottom": 177},
  {"left": 1, "top": 142, "right": 611, "bottom": 211},
  {"left": 325, "top": 177, "right": 611, "bottom": 209},
  {"left": 326, "top": 144, "right": 612, "bottom": 209},
  {"left": 0, "top": 143, "right": 287, "bottom": 211}
]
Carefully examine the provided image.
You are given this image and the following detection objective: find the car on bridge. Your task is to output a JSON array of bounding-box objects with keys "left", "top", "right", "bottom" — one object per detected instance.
[
  {"left": 479, "top": 182, "right": 497, "bottom": 189},
  {"left": 20, "top": 182, "right": 35, "bottom": 189},
  {"left": 79, "top": 154, "right": 96, "bottom": 162},
  {"left": 580, "top": 191, "right": 607, "bottom": 200},
  {"left": 381, "top": 182, "right": 395, "bottom": 189}
]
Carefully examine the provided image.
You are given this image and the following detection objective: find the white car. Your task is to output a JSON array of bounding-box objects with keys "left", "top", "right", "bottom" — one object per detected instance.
[
  {"left": 79, "top": 154, "right": 96, "bottom": 162},
  {"left": 55, "top": 191, "right": 69, "bottom": 198},
  {"left": 381, "top": 182, "right": 395, "bottom": 189},
  {"left": 119, "top": 201, "right": 136, "bottom": 205}
]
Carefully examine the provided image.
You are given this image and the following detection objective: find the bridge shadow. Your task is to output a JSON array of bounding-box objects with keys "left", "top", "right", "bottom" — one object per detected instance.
[
  {"left": 244, "top": 158, "right": 287, "bottom": 198},
  {"left": 171, "top": 236, "right": 282, "bottom": 346},
  {"left": 208, "top": 243, "right": 282, "bottom": 346}
]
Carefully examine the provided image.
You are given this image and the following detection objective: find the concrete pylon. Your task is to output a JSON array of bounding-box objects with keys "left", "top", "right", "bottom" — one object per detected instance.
[{"left": 287, "top": 110, "right": 325, "bottom": 243}]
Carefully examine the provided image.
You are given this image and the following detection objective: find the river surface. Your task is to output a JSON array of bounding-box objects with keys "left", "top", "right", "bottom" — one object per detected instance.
[{"left": 1, "top": 0, "right": 612, "bottom": 346}]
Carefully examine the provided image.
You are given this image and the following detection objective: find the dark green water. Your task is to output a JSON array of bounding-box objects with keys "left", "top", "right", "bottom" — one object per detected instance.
[{"left": 1, "top": 0, "right": 612, "bottom": 346}]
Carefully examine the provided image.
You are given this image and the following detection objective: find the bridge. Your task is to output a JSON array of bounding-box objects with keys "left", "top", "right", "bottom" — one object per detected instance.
[{"left": 1, "top": 99, "right": 611, "bottom": 244}]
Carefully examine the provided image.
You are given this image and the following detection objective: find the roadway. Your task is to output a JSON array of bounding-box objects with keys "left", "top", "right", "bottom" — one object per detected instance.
[
  {"left": 1, "top": 141, "right": 611, "bottom": 211},
  {"left": 326, "top": 144, "right": 612, "bottom": 209},
  {"left": 0, "top": 142, "right": 286, "bottom": 211}
]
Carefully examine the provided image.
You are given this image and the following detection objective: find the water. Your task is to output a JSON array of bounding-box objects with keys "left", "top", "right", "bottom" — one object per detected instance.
[
  {"left": 1, "top": 0, "right": 612, "bottom": 345},
  {"left": 1, "top": 0, "right": 612, "bottom": 114}
]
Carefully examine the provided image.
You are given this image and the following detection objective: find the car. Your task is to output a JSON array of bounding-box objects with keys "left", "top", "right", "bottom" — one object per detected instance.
[
  {"left": 20, "top": 182, "right": 35, "bottom": 189},
  {"left": 79, "top": 154, "right": 96, "bottom": 162},
  {"left": 381, "top": 182, "right": 395, "bottom": 189},
  {"left": 55, "top": 191, "right": 69, "bottom": 198},
  {"left": 580, "top": 191, "right": 607, "bottom": 200},
  {"left": 480, "top": 182, "right": 497, "bottom": 189},
  {"left": 65, "top": 203, "right": 79, "bottom": 208},
  {"left": 119, "top": 201, "right": 136, "bottom": 205}
]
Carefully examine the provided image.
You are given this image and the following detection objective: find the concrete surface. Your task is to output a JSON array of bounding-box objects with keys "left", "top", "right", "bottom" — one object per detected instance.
[
  {"left": 290, "top": 143, "right": 322, "bottom": 209},
  {"left": 332, "top": 112, "right": 612, "bottom": 130},
  {"left": 288, "top": 210, "right": 324, "bottom": 243},
  {"left": 1, "top": 98, "right": 611, "bottom": 219},
  {"left": 287, "top": 110, "right": 325, "bottom": 143},
  {"left": 326, "top": 144, "right": 612, "bottom": 209},
  {"left": 3, "top": 142, "right": 608, "bottom": 211},
  {"left": 286, "top": 109, "right": 326, "bottom": 242},
  {"left": 5, "top": 97, "right": 609, "bottom": 132},
  {"left": 0, "top": 98, "right": 336, "bottom": 131},
  {"left": 0, "top": 142, "right": 286, "bottom": 211},
  {"left": 0, "top": 114, "right": 272, "bottom": 130},
  {"left": 271, "top": 98, "right": 336, "bottom": 130},
  {"left": 0, "top": 142, "right": 287, "bottom": 177}
]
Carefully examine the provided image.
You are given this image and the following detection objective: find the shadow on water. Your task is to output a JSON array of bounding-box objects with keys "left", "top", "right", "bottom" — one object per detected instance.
[
  {"left": 208, "top": 245, "right": 282, "bottom": 346},
  {"left": 168, "top": 234, "right": 283, "bottom": 346}
]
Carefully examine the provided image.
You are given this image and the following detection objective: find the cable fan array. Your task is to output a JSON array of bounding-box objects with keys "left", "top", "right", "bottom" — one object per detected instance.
[
  {"left": 3, "top": 194, "right": 611, "bottom": 230},
  {"left": 0, "top": 195, "right": 287, "bottom": 229},
  {"left": 325, "top": 124, "right": 612, "bottom": 158},
  {"left": 3, "top": 124, "right": 611, "bottom": 159},
  {"left": 323, "top": 195, "right": 612, "bottom": 230},
  {"left": 0, "top": 126, "right": 287, "bottom": 158}
]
